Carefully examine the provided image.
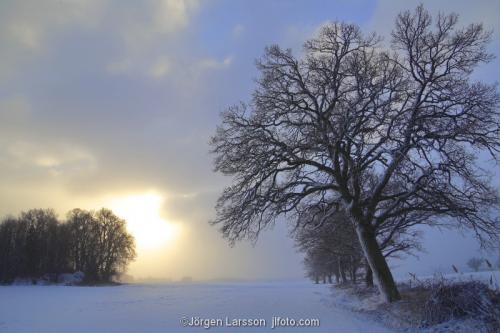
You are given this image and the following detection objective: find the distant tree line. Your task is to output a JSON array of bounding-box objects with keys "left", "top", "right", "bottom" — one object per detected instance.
[
  {"left": 466, "top": 256, "right": 500, "bottom": 272},
  {"left": 0, "top": 208, "right": 136, "bottom": 284},
  {"left": 293, "top": 208, "right": 420, "bottom": 286}
]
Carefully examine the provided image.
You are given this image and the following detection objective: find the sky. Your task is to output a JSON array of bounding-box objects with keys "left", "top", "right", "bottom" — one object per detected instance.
[{"left": 0, "top": 0, "right": 498, "bottom": 281}]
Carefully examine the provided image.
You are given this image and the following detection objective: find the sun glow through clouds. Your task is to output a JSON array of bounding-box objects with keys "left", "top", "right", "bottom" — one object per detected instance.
[{"left": 110, "top": 193, "right": 177, "bottom": 251}]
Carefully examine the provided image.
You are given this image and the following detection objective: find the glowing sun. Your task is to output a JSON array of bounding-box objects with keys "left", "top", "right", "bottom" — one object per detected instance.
[{"left": 109, "top": 193, "right": 177, "bottom": 250}]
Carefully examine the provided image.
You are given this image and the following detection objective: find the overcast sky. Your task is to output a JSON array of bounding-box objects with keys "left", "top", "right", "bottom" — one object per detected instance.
[{"left": 1, "top": 0, "right": 498, "bottom": 280}]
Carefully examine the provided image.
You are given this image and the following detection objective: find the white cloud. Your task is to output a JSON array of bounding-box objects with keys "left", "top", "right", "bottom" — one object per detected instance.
[
  {"left": 7, "top": 23, "right": 41, "bottom": 50},
  {"left": 197, "top": 55, "right": 233, "bottom": 70},
  {"left": 1, "top": 0, "right": 106, "bottom": 51},
  {"left": 0, "top": 0, "right": 107, "bottom": 80},
  {"left": 149, "top": 57, "right": 171, "bottom": 78},
  {"left": 154, "top": 0, "right": 200, "bottom": 34},
  {"left": 1, "top": 0, "right": 202, "bottom": 79},
  {"left": 6, "top": 141, "right": 96, "bottom": 175},
  {"left": 117, "top": 0, "right": 201, "bottom": 55}
]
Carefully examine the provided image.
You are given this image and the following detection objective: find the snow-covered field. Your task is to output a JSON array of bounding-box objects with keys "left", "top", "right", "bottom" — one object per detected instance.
[{"left": 0, "top": 281, "right": 395, "bottom": 333}]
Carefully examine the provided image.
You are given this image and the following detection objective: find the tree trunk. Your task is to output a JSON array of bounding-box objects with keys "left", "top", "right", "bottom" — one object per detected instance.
[
  {"left": 328, "top": 274, "right": 332, "bottom": 284},
  {"left": 365, "top": 262, "right": 373, "bottom": 287},
  {"left": 355, "top": 224, "right": 401, "bottom": 302},
  {"left": 340, "top": 263, "right": 347, "bottom": 283}
]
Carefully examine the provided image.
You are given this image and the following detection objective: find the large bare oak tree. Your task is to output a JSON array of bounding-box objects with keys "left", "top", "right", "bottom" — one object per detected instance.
[{"left": 210, "top": 6, "right": 500, "bottom": 302}]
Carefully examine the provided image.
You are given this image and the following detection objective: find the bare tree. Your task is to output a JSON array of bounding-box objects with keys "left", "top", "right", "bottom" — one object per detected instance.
[
  {"left": 19, "top": 209, "right": 60, "bottom": 280},
  {"left": 94, "top": 208, "right": 136, "bottom": 282},
  {"left": 67, "top": 208, "right": 136, "bottom": 283},
  {"left": 0, "top": 208, "right": 135, "bottom": 284},
  {"left": 210, "top": 5, "right": 499, "bottom": 302},
  {"left": 467, "top": 257, "right": 483, "bottom": 272}
]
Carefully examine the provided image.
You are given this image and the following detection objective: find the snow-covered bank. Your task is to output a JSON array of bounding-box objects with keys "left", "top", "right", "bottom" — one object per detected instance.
[
  {"left": 329, "top": 270, "right": 500, "bottom": 333},
  {"left": 0, "top": 281, "right": 395, "bottom": 333}
]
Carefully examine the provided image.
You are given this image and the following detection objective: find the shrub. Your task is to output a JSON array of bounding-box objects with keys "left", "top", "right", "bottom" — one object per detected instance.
[{"left": 421, "top": 280, "right": 500, "bottom": 330}]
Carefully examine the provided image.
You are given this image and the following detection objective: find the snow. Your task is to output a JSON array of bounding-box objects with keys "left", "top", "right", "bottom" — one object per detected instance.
[
  {"left": 0, "top": 280, "right": 395, "bottom": 333},
  {"left": 329, "top": 270, "right": 500, "bottom": 333}
]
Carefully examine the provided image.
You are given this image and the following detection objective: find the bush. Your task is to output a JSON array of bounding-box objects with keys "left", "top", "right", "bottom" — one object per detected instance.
[{"left": 421, "top": 280, "right": 500, "bottom": 330}]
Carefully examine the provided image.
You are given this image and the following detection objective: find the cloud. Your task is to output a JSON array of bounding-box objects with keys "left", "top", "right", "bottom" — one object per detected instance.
[
  {"left": 0, "top": 0, "right": 105, "bottom": 48},
  {"left": 0, "top": 0, "right": 106, "bottom": 78},
  {"left": 6, "top": 22, "right": 42, "bottom": 50},
  {"left": 5, "top": 141, "right": 96, "bottom": 176},
  {"left": 197, "top": 55, "right": 233, "bottom": 70},
  {"left": 0, "top": 0, "right": 202, "bottom": 80},
  {"left": 118, "top": 0, "right": 200, "bottom": 50},
  {"left": 148, "top": 57, "right": 171, "bottom": 78},
  {"left": 0, "top": 0, "right": 351, "bottom": 280},
  {"left": 154, "top": 0, "right": 200, "bottom": 34}
]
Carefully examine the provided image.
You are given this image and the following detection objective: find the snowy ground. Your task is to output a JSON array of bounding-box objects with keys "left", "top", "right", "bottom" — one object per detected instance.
[
  {"left": 330, "top": 270, "right": 500, "bottom": 333},
  {"left": 0, "top": 281, "right": 395, "bottom": 333}
]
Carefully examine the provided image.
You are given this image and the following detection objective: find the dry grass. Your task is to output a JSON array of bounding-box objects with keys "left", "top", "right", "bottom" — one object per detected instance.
[
  {"left": 422, "top": 281, "right": 498, "bottom": 324},
  {"left": 333, "top": 278, "right": 500, "bottom": 333}
]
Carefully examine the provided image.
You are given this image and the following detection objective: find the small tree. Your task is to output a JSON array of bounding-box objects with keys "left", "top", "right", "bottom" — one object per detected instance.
[
  {"left": 210, "top": 5, "right": 500, "bottom": 302},
  {"left": 467, "top": 257, "right": 483, "bottom": 272}
]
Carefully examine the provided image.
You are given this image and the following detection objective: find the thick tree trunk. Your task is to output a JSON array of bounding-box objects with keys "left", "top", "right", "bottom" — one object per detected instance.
[
  {"left": 328, "top": 274, "right": 332, "bottom": 284},
  {"left": 355, "top": 224, "right": 401, "bottom": 302}
]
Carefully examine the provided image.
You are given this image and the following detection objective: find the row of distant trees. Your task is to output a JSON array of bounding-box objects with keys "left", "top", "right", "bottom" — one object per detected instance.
[
  {"left": 467, "top": 257, "right": 500, "bottom": 272},
  {"left": 293, "top": 208, "right": 420, "bottom": 286},
  {"left": 295, "top": 214, "right": 364, "bottom": 285},
  {"left": 0, "top": 208, "right": 136, "bottom": 284}
]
